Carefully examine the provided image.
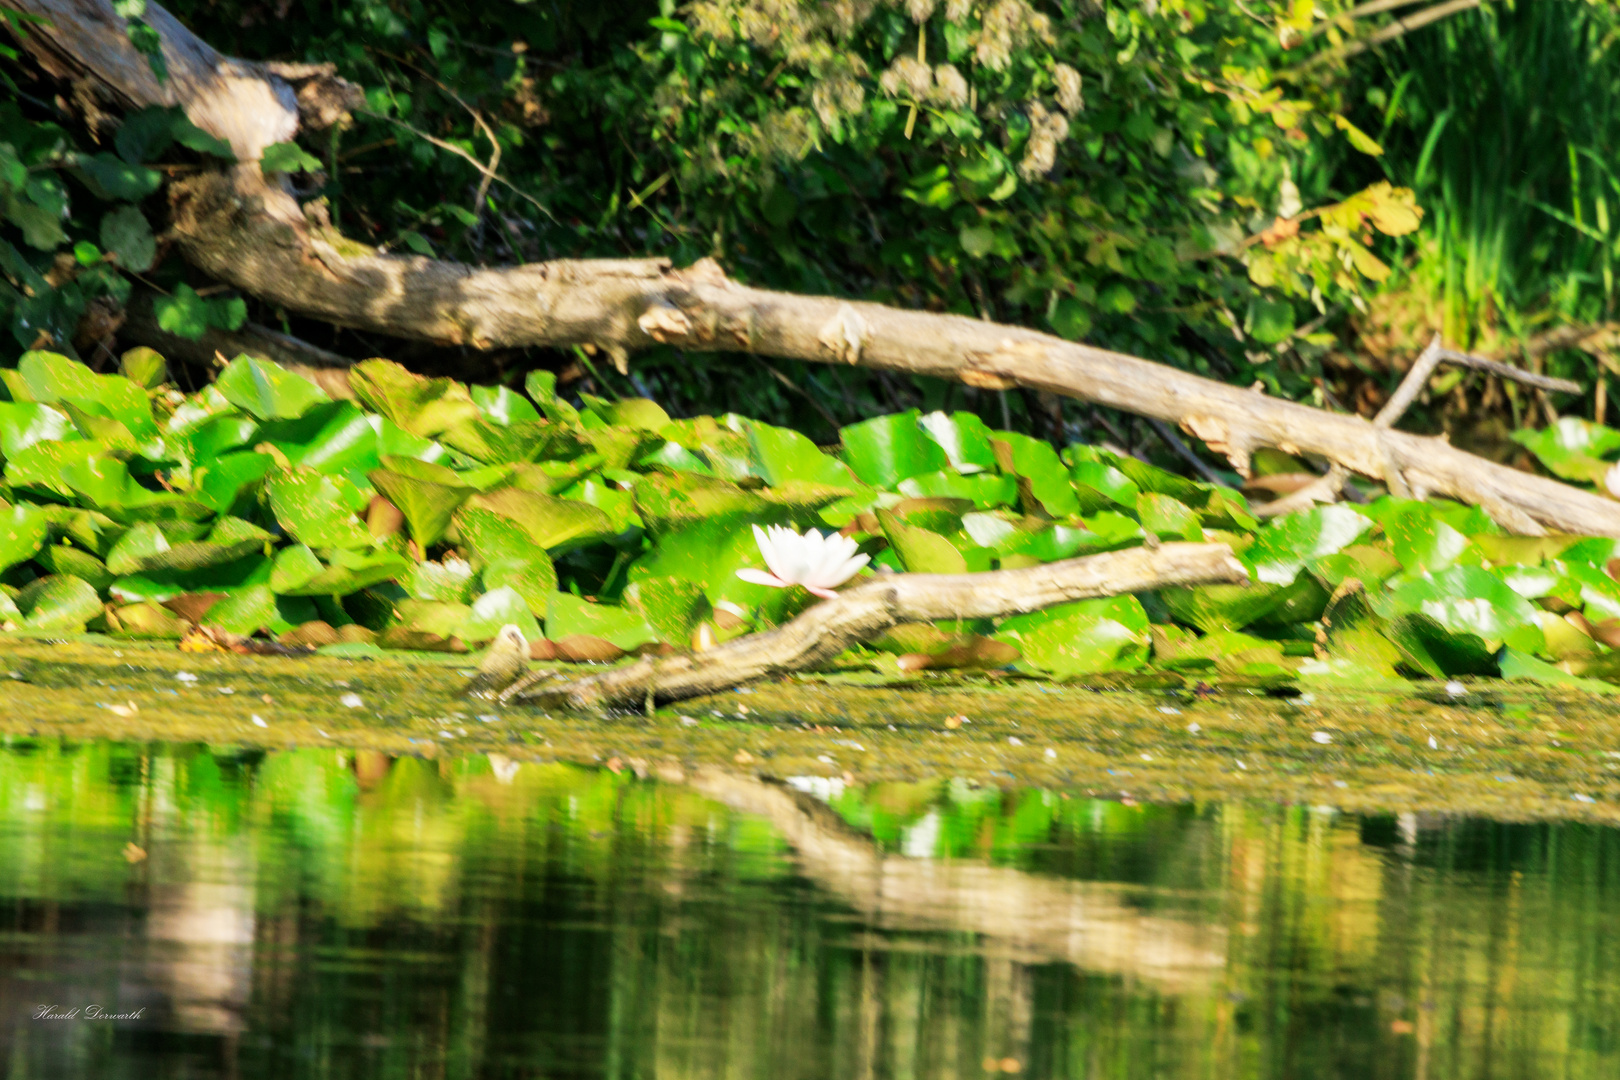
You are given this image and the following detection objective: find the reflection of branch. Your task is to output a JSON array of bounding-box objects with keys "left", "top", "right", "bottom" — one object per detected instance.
[
  {"left": 679, "top": 767, "right": 1227, "bottom": 992},
  {"left": 503, "top": 543, "right": 1249, "bottom": 710}
]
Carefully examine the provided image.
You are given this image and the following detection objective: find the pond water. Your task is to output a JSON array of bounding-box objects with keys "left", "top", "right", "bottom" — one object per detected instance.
[{"left": 2, "top": 737, "right": 1618, "bottom": 1080}]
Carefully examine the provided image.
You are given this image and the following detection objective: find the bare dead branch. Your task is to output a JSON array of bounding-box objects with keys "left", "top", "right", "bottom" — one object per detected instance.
[{"left": 500, "top": 543, "right": 1251, "bottom": 710}]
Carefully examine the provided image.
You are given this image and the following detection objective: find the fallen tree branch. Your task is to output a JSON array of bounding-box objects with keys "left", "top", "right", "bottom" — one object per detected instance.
[
  {"left": 499, "top": 542, "right": 1250, "bottom": 710},
  {"left": 9, "top": 0, "right": 1620, "bottom": 539}
]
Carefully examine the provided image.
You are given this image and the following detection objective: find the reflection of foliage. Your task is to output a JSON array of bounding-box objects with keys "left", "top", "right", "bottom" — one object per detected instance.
[{"left": 6, "top": 742, "right": 1620, "bottom": 1079}]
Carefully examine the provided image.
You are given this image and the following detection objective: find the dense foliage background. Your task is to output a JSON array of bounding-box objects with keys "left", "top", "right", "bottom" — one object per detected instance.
[{"left": 4, "top": 0, "right": 1615, "bottom": 460}]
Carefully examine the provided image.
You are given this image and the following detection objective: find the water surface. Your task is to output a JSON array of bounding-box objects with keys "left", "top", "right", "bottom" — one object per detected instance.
[{"left": 2, "top": 738, "right": 1617, "bottom": 1079}]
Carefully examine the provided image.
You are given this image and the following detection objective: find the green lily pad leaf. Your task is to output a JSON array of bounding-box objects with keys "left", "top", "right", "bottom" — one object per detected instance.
[
  {"left": 544, "top": 591, "right": 658, "bottom": 650},
  {"left": 1500, "top": 648, "right": 1618, "bottom": 693},
  {"left": 460, "top": 586, "right": 541, "bottom": 644},
  {"left": 918, "top": 410, "right": 1000, "bottom": 474},
  {"left": 1511, "top": 418, "right": 1620, "bottom": 484},
  {"left": 596, "top": 397, "right": 670, "bottom": 431},
  {"left": 1308, "top": 543, "right": 1403, "bottom": 589},
  {"left": 390, "top": 599, "right": 473, "bottom": 640},
  {"left": 1161, "top": 580, "right": 1298, "bottom": 633},
  {"left": 1069, "top": 460, "right": 1140, "bottom": 512},
  {"left": 18, "top": 350, "right": 156, "bottom": 438},
  {"left": 878, "top": 508, "right": 968, "bottom": 574},
  {"left": 524, "top": 370, "right": 581, "bottom": 426},
  {"left": 1554, "top": 559, "right": 1620, "bottom": 622},
  {"left": 1247, "top": 504, "right": 1372, "bottom": 585},
  {"left": 455, "top": 507, "right": 557, "bottom": 614},
  {"left": 1137, "top": 493, "right": 1202, "bottom": 541},
  {"left": 470, "top": 384, "right": 542, "bottom": 426},
  {"left": 105, "top": 521, "right": 169, "bottom": 574},
  {"left": 558, "top": 476, "right": 640, "bottom": 534},
  {"left": 632, "top": 472, "right": 773, "bottom": 536},
  {"left": 368, "top": 460, "right": 473, "bottom": 548},
  {"left": 896, "top": 469, "right": 1016, "bottom": 509},
  {"left": 176, "top": 413, "right": 259, "bottom": 465},
  {"left": 994, "top": 595, "right": 1149, "bottom": 675},
  {"left": 746, "top": 418, "right": 860, "bottom": 487},
  {"left": 17, "top": 574, "right": 103, "bottom": 631},
  {"left": 1472, "top": 534, "right": 1585, "bottom": 566},
  {"left": 405, "top": 557, "right": 479, "bottom": 603},
  {"left": 119, "top": 347, "right": 168, "bottom": 389},
  {"left": 266, "top": 470, "right": 373, "bottom": 549},
  {"left": 195, "top": 451, "right": 275, "bottom": 514},
  {"left": 1380, "top": 565, "right": 1545, "bottom": 653},
  {"left": 349, "top": 359, "right": 483, "bottom": 439},
  {"left": 840, "top": 410, "right": 951, "bottom": 488},
  {"left": 270, "top": 544, "right": 322, "bottom": 593},
  {"left": 285, "top": 547, "right": 412, "bottom": 597},
  {"left": 993, "top": 433, "right": 1080, "bottom": 518},
  {"left": 0, "top": 503, "right": 48, "bottom": 573},
  {"left": 1383, "top": 500, "right": 1473, "bottom": 572},
  {"left": 625, "top": 576, "right": 709, "bottom": 644},
  {"left": 105, "top": 601, "right": 187, "bottom": 640},
  {"left": 202, "top": 584, "right": 278, "bottom": 635},
  {"left": 36, "top": 542, "right": 113, "bottom": 590},
  {"left": 462, "top": 487, "right": 613, "bottom": 551},
  {"left": 0, "top": 401, "right": 74, "bottom": 458},
  {"left": 213, "top": 355, "right": 330, "bottom": 420},
  {"left": 503, "top": 459, "right": 595, "bottom": 495}
]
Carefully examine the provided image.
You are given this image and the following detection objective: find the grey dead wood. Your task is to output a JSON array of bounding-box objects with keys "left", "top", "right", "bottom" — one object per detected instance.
[
  {"left": 7, "top": 0, "right": 1620, "bottom": 540},
  {"left": 499, "top": 543, "right": 1250, "bottom": 710}
]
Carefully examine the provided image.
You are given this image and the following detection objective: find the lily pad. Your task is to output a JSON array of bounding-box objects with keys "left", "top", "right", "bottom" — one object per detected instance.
[
  {"left": 994, "top": 595, "right": 1149, "bottom": 675},
  {"left": 213, "top": 355, "right": 329, "bottom": 420},
  {"left": 840, "top": 411, "right": 951, "bottom": 488},
  {"left": 17, "top": 574, "right": 102, "bottom": 631}
]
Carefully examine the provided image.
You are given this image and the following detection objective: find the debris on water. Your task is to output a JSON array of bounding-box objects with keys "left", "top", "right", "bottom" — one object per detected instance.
[
  {"left": 1187, "top": 722, "right": 1201, "bottom": 734},
  {"left": 1428, "top": 736, "right": 1439, "bottom": 749},
  {"left": 1445, "top": 680, "right": 1467, "bottom": 696},
  {"left": 251, "top": 715, "right": 268, "bottom": 728},
  {"left": 1044, "top": 747, "right": 1057, "bottom": 759},
  {"left": 1574, "top": 793, "right": 1596, "bottom": 803},
  {"left": 1159, "top": 706, "right": 1181, "bottom": 715},
  {"left": 1008, "top": 736, "right": 1023, "bottom": 746},
  {"left": 1313, "top": 731, "right": 1333, "bottom": 744},
  {"left": 176, "top": 672, "right": 198, "bottom": 683},
  {"left": 218, "top": 687, "right": 235, "bottom": 695},
  {"left": 340, "top": 693, "right": 363, "bottom": 709}
]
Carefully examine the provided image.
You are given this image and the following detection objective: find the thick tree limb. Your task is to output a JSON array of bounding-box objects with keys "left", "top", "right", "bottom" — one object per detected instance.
[
  {"left": 499, "top": 543, "right": 1250, "bottom": 710},
  {"left": 9, "top": 0, "right": 1620, "bottom": 539}
]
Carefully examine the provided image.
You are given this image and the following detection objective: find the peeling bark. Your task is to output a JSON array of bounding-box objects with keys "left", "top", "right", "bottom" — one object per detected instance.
[
  {"left": 7, "top": 0, "right": 1620, "bottom": 537},
  {"left": 500, "top": 542, "right": 1251, "bottom": 710}
]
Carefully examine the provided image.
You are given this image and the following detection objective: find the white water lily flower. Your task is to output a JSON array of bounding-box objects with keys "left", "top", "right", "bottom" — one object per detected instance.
[
  {"left": 1606, "top": 461, "right": 1620, "bottom": 499},
  {"left": 736, "top": 524, "right": 870, "bottom": 599}
]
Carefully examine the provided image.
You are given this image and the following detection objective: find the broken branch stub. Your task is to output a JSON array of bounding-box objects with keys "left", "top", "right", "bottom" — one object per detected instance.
[
  {"left": 9, "top": 0, "right": 1620, "bottom": 538},
  {"left": 499, "top": 542, "right": 1250, "bottom": 711}
]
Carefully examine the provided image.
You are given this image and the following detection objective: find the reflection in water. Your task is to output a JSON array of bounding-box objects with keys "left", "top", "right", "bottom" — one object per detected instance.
[{"left": 0, "top": 739, "right": 1616, "bottom": 1078}]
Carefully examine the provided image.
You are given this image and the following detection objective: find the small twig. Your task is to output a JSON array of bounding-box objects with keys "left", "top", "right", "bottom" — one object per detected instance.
[
  {"left": 1374, "top": 333, "right": 1446, "bottom": 429},
  {"left": 501, "top": 543, "right": 1249, "bottom": 710},
  {"left": 760, "top": 359, "right": 842, "bottom": 434},
  {"left": 358, "top": 109, "right": 554, "bottom": 221},
  {"left": 1307, "top": 0, "right": 1431, "bottom": 36},
  {"left": 1145, "top": 418, "right": 1232, "bottom": 488},
  {"left": 1434, "top": 347, "right": 1582, "bottom": 395},
  {"left": 1291, "top": 0, "right": 1484, "bottom": 71}
]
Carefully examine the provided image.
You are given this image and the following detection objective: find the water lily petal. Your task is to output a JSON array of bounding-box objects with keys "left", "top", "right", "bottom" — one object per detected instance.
[{"left": 736, "top": 567, "right": 789, "bottom": 589}]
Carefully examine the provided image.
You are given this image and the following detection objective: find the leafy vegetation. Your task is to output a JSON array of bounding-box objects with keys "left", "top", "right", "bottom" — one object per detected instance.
[{"left": 0, "top": 346, "right": 1609, "bottom": 691}]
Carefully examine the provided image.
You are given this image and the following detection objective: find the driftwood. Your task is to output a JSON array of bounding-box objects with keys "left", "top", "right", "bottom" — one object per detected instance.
[
  {"left": 7, "top": 0, "right": 1620, "bottom": 540},
  {"left": 499, "top": 542, "right": 1249, "bottom": 710}
]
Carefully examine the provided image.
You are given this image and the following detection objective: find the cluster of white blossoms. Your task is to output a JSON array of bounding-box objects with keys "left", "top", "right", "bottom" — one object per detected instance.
[{"left": 736, "top": 525, "right": 871, "bottom": 599}]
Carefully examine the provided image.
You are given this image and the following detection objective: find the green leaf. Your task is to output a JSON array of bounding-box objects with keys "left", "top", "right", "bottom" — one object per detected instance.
[
  {"left": 994, "top": 432, "right": 1080, "bottom": 518},
  {"left": 878, "top": 508, "right": 968, "bottom": 573},
  {"left": 284, "top": 547, "right": 412, "bottom": 596},
  {"left": 456, "top": 506, "right": 557, "bottom": 614},
  {"left": 260, "top": 141, "right": 324, "bottom": 174},
  {"left": 896, "top": 470, "right": 1016, "bottom": 509},
  {"left": 0, "top": 401, "right": 74, "bottom": 458},
  {"left": 994, "top": 595, "right": 1149, "bottom": 675},
  {"left": 17, "top": 574, "right": 102, "bottom": 631},
  {"left": 1137, "top": 493, "right": 1202, "bottom": 540},
  {"left": 1383, "top": 500, "right": 1472, "bottom": 573},
  {"left": 18, "top": 350, "right": 156, "bottom": 438},
  {"left": 350, "top": 359, "right": 482, "bottom": 438},
  {"left": 1048, "top": 296, "right": 1093, "bottom": 340},
  {"left": 269, "top": 544, "right": 323, "bottom": 593},
  {"left": 0, "top": 503, "right": 49, "bottom": 572},
  {"left": 960, "top": 224, "right": 995, "bottom": 257},
  {"left": 100, "top": 204, "right": 155, "bottom": 272},
  {"left": 1510, "top": 418, "right": 1620, "bottom": 484},
  {"left": 368, "top": 460, "right": 473, "bottom": 548},
  {"left": 1246, "top": 504, "right": 1372, "bottom": 585},
  {"left": 203, "top": 584, "right": 279, "bottom": 635},
  {"left": 119, "top": 347, "right": 167, "bottom": 389},
  {"left": 154, "top": 284, "right": 247, "bottom": 341},
  {"left": 1499, "top": 648, "right": 1618, "bottom": 693},
  {"left": 840, "top": 411, "right": 951, "bottom": 488},
  {"left": 105, "top": 521, "right": 170, "bottom": 574},
  {"left": 404, "top": 557, "right": 479, "bottom": 603},
  {"left": 1245, "top": 297, "right": 1294, "bottom": 345},
  {"left": 460, "top": 585, "right": 541, "bottom": 644},
  {"left": 470, "top": 384, "right": 543, "bottom": 426},
  {"left": 917, "top": 411, "right": 999, "bottom": 474},
  {"left": 266, "top": 470, "right": 373, "bottom": 549},
  {"left": 544, "top": 591, "right": 657, "bottom": 650},
  {"left": 114, "top": 105, "right": 177, "bottom": 164},
  {"left": 524, "top": 370, "right": 581, "bottom": 426},
  {"left": 1069, "top": 460, "right": 1140, "bottom": 512},
  {"left": 71, "top": 153, "right": 161, "bottom": 201},
  {"left": 746, "top": 419, "right": 860, "bottom": 487},
  {"left": 625, "top": 575, "right": 709, "bottom": 644},
  {"left": 195, "top": 451, "right": 275, "bottom": 514},
  {"left": 461, "top": 487, "right": 614, "bottom": 551},
  {"left": 213, "top": 355, "right": 330, "bottom": 420},
  {"left": 1380, "top": 565, "right": 1545, "bottom": 653}
]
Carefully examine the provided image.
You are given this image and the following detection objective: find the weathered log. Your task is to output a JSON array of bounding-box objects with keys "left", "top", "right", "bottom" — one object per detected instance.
[
  {"left": 7, "top": 0, "right": 1620, "bottom": 538},
  {"left": 500, "top": 542, "right": 1250, "bottom": 710}
]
